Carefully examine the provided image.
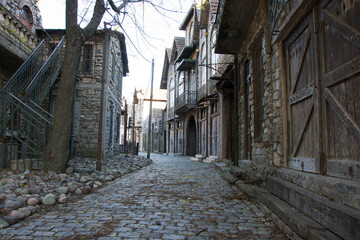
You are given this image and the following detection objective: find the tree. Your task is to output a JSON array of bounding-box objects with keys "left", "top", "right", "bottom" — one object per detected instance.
[{"left": 44, "top": 0, "right": 144, "bottom": 172}]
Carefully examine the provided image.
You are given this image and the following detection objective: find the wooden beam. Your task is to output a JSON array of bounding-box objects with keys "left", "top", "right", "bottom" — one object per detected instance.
[
  {"left": 290, "top": 28, "right": 311, "bottom": 95},
  {"left": 325, "top": 89, "right": 360, "bottom": 144},
  {"left": 291, "top": 100, "right": 314, "bottom": 158},
  {"left": 143, "top": 99, "right": 167, "bottom": 102},
  {"left": 324, "top": 55, "right": 360, "bottom": 88}
]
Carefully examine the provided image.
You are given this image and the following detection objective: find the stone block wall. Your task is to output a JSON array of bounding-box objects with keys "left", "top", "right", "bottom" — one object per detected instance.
[
  {"left": 236, "top": 4, "right": 283, "bottom": 182},
  {"left": 103, "top": 32, "right": 124, "bottom": 157}
]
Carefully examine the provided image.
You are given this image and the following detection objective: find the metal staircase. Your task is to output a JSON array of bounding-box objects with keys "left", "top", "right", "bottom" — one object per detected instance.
[{"left": 0, "top": 37, "right": 64, "bottom": 169}]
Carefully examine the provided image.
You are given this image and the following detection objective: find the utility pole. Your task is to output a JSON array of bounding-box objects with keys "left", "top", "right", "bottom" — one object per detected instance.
[
  {"left": 131, "top": 88, "right": 138, "bottom": 155},
  {"left": 147, "top": 59, "right": 154, "bottom": 159}
]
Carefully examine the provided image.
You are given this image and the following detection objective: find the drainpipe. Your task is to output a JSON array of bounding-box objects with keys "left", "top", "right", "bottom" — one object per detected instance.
[{"left": 97, "top": 28, "right": 110, "bottom": 171}]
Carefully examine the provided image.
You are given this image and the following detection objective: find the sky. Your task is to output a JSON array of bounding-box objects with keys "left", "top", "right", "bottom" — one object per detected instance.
[{"left": 38, "top": 0, "right": 194, "bottom": 102}]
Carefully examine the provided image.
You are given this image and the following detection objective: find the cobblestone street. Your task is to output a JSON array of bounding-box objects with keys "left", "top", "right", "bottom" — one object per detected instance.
[{"left": 0, "top": 154, "right": 288, "bottom": 239}]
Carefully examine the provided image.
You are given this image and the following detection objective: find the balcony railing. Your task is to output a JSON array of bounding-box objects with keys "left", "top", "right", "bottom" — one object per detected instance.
[
  {"left": 197, "top": 84, "right": 206, "bottom": 102},
  {"left": 0, "top": 4, "right": 39, "bottom": 51},
  {"left": 175, "top": 91, "right": 197, "bottom": 112},
  {"left": 168, "top": 107, "right": 174, "bottom": 119}
]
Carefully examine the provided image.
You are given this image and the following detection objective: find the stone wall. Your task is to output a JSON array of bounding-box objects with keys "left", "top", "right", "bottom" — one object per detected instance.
[
  {"left": 236, "top": 4, "right": 283, "bottom": 183},
  {"left": 103, "top": 32, "right": 124, "bottom": 157}
]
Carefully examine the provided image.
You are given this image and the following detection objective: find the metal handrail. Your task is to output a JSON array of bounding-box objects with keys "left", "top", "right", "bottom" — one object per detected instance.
[
  {"left": 26, "top": 37, "right": 64, "bottom": 104},
  {"left": 7, "top": 92, "right": 50, "bottom": 124},
  {"left": 0, "top": 92, "right": 50, "bottom": 168},
  {"left": 2, "top": 40, "right": 45, "bottom": 96}
]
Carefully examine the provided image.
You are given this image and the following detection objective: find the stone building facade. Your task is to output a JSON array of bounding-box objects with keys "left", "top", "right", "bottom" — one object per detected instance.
[
  {"left": 215, "top": 0, "right": 360, "bottom": 238},
  {"left": 37, "top": 29, "right": 128, "bottom": 159},
  {"left": 161, "top": 1, "right": 226, "bottom": 160}
]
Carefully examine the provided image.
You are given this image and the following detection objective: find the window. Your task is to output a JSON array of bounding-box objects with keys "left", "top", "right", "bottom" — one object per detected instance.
[
  {"left": 111, "top": 54, "right": 116, "bottom": 80},
  {"left": 211, "top": 101, "right": 218, "bottom": 114},
  {"left": 211, "top": 28, "right": 217, "bottom": 77},
  {"left": 253, "top": 38, "right": 264, "bottom": 142},
  {"left": 83, "top": 44, "right": 92, "bottom": 73},
  {"left": 178, "top": 72, "right": 185, "bottom": 96},
  {"left": 200, "top": 43, "right": 206, "bottom": 86},
  {"left": 169, "top": 78, "right": 174, "bottom": 108}
]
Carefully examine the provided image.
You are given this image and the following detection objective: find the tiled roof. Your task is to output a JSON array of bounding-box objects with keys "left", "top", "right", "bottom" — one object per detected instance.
[{"left": 174, "top": 37, "right": 185, "bottom": 54}]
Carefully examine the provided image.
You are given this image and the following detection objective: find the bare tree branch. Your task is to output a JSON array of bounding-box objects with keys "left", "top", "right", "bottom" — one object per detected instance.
[
  {"left": 108, "top": 0, "right": 144, "bottom": 13},
  {"left": 82, "top": 0, "right": 106, "bottom": 40}
]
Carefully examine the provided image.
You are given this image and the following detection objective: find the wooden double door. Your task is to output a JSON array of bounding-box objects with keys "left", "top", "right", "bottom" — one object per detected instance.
[{"left": 285, "top": 0, "right": 360, "bottom": 180}]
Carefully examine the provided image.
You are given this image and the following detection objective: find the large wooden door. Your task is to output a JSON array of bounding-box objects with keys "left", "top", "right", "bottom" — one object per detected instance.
[
  {"left": 285, "top": 12, "right": 319, "bottom": 173},
  {"left": 320, "top": 0, "right": 360, "bottom": 180}
]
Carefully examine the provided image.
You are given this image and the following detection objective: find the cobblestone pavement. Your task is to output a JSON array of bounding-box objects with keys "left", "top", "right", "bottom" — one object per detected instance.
[{"left": 0, "top": 154, "right": 289, "bottom": 239}]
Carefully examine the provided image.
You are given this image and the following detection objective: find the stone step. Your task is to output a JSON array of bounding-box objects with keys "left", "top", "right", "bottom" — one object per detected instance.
[
  {"left": 203, "top": 158, "right": 215, "bottom": 163},
  {"left": 266, "top": 176, "right": 360, "bottom": 240},
  {"left": 274, "top": 168, "right": 360, "bottom": 210},
  {"left": 235, "top": 180, "right": 341, "bottom": 240},
  {"left": 189, "top": 157, "right": 200, "bottom": 162},
  {"left": 195, "top": 154, "right": 204, "bottom": 159}
]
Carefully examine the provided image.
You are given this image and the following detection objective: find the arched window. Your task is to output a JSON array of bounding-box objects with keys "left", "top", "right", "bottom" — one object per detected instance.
[
  {"left": 178, "top": 72, "right": 184, "bottom": 96},
  {"left": 20, "top": 6, "right": 33, "bottom": 30}
]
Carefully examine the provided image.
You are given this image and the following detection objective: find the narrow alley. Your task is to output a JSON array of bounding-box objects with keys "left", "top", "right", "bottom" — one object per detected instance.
[{"left": 0, "top": 154, "right": 288, "bottom": 239}]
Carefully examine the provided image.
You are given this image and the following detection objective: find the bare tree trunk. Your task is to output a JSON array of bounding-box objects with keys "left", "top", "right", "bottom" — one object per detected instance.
[
  {"left": 44, "top": 29, "right": 84, "bottom": 172},
  {"left": 44, "top": 0, "right": 104, "bottom": 172}
]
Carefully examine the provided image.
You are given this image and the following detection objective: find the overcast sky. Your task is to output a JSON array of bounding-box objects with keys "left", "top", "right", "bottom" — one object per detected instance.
[{"left": 38, "top": 0, "right": 194, "bottom": 101}]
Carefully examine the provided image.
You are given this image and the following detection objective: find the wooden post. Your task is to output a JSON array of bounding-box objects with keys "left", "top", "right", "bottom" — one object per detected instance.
[{"left": 131, "top": 88, "right": 138, "bottom": 155}]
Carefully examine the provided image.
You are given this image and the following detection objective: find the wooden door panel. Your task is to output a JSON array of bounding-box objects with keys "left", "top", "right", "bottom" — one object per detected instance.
[
  {"left": 320, "top": 0, "right": 360, "bottom": 180},
  {"left": 286, "top": 13, "right": 318, "bottom": 172}
]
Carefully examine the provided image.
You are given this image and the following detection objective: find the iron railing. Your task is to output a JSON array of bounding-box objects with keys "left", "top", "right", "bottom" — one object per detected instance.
[
  {"left": 168, "top": 107, "right": 174, "bottom": 119},
  {"left": 0, "top": 92, "right": 50, "bottom": 169},
  {"left": 175, "top": 91, "right": 197, "bottom": 111},
  {"left": 2, "top": 40, "right": 45, "bottom": 97},
  {"left": 26, "top": 37, "right": 64, "bottom": 104},
  {"left": 197, "top": 84, "right": 206, "bottom": 102}
]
